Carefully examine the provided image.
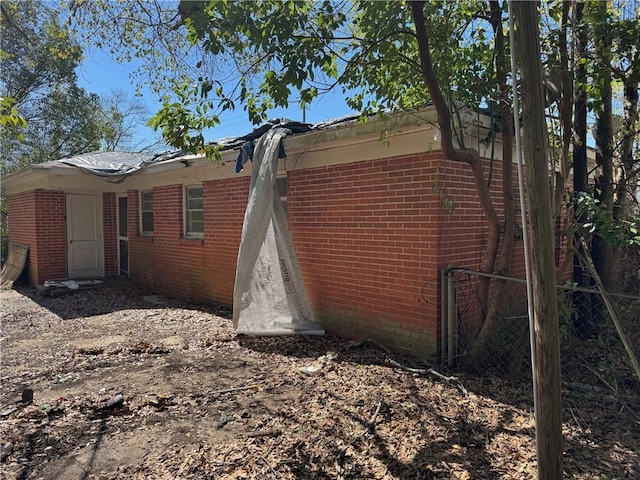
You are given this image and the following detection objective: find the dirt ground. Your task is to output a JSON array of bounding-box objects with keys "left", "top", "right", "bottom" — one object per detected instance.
[{"left": 0, "top": 282, "right": 638, "bottom": 479}]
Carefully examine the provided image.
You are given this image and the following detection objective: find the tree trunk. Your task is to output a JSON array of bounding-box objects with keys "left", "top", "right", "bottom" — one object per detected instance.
[
  {"left": 572, "top": 0, "right": 594, "bottom": 339},
  {"left": 410, "top": 1, "right": 502, "bottom": 346},
  {"left": 614, "top": 77, "right": 639, "bottom": 223},
  {"left": 553, "top": 0, "right": 573, "bottom": 278},
  {"left": 467, "top": 0, "right": 516, "bottom": 367},
  {"left": 592, "top": 1, "right": 615, "bottom": 291},
  {"left": 512, "top": 3, "right": 564, "bottom": 479}
]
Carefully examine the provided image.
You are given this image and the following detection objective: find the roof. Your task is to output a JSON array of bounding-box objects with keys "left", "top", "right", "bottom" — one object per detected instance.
[
  {"left": 212, "top": 114, "right": 360, "bottom": 150},
  {"left": 48, "top": 151, "right": 183, "bottom": 180},
  {"left": 53, "top": 151, "right": 158, "bottom": 174},
  {"left": 5, "top": 115, "right": 363, "bottom": 184}
]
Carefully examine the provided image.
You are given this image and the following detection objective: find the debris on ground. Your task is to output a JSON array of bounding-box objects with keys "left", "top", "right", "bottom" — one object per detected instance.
[
  {"left": 0, "top": 243, "right": 28, "bottom": 290},
  {"left": 40, "top": 278, "right": 103, "bottom": 297},
  {"left": 21, "top": 389, "right": 33, "bottom": 404},
  {"left": 0, "top": 284, "right": 638, "bottom": 479},
  {"left": 102, "top": 393, "right": 124, "bottom": 410}
]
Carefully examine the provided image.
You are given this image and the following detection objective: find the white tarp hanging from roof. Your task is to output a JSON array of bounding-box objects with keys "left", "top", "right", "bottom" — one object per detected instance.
[{"left": 232, "top": 127, "right": 324, "bottom": 336}]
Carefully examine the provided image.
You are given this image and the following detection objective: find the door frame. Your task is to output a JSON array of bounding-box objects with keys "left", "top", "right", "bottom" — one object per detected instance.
[{"left": 116, "top": 193, "right": 129, "bottom": 277}]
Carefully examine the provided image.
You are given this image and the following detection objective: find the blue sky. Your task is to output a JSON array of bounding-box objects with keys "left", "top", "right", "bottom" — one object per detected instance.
[{"left": 77, "top": 47, "right": 357, "bottom": 152}]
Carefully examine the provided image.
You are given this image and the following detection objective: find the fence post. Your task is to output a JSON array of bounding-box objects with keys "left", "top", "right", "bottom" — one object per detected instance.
[
  {"left": 441, "top": 269, "right": 448, "bottom": 365},
  {"left": 447, "top": 271, "right": 456, "bottom": 368}
]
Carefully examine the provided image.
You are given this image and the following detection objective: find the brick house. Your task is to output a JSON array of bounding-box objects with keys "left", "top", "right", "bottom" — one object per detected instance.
[{"left": 3, "top": 107, "right": 522, "bottom": 359}]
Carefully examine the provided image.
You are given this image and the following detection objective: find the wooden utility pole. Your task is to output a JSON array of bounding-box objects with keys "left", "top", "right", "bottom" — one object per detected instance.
[{"left": 511, "top": 3, "right": 564, "bottom": 479}]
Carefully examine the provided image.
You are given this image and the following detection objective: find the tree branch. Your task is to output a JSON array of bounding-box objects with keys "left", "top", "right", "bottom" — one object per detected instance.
[
  {"left": 409, "top": 2, "right": 479, "bottom": 165},
  {"left": 0, "top": 4, "right": 32, "bottom": 42},
  {"left": 410, "top": 0, "right": 501, "bottom": 295}
]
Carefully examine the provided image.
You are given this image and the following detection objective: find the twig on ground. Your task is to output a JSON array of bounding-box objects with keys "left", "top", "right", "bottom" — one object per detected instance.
[
  {"left": 245, "top": 428, "right": 281, "bottom": 438},
  {"left": 212, "top": 384, "right": 259, "bottom": 395},
  {"left": 386, "top": 359, "right": 469, "bottom": 397},
  {"left": 368, "top": 401, "right": 383, "bottom": 429},
  {"left": 568, "top": 408, "right": 582, "bottom": 429},
  {"left": 584, "top": 365, "right": 617, "bottom": 395}
]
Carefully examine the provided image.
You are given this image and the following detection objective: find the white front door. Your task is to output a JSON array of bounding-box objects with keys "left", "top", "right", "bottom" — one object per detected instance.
[{"left": 66, "top": 194, "right": 104, "bottom": 278}]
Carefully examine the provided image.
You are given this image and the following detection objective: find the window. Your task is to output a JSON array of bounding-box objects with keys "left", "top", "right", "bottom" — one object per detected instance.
[
  {"left": 184, "top": 185, "right": 203, "bottom": 237},
  {"left": 140, "top": 190, "right": 153, "bottom": 235}
]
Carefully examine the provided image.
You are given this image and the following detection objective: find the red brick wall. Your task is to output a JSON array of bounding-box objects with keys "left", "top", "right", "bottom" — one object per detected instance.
[
  {"left": 435, "top": 158, "right": 528, "bottom": 345},
  {"left": 203, "top": 176, "right": 250, "bottom": 304},
  {"left": 128, "top": 178, "right": 250, "bottom": 304},
  {"left": 7, "top": 190, "right": 66, "bottom": 284},
  {"left": 6, "top": 191, "right": 38, "bottom": 283},
  {"left": 124, "top": 155, "right": 446, "bottom": 356},
  {"left": 122, "top": 153, "right": 531, "bottom": 359},
  {"left": 103, "top": 192, "right": 118, "bottom": 276},
  {"left": 34, "top": 190, "right": 66, "bottom": 282},
  {"left": 289, "top": 154, "right": 442, "bottom": 356},
  {"left": 435, "top": 159, "right": 525, "bottom": 276}
]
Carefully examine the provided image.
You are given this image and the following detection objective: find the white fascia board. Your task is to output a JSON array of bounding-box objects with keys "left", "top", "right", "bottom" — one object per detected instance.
[
  {"left": 283, "top": 107, "right": 441, "bottom": 154},
  {"left": 32, "top": 164, "right": 85, "bottom": 176},
  {"left": 1, "top": 165, "right": 72, "bottom": 194},
  {"left": 1, "top": 166, "right": 37, "bottom": 187}
]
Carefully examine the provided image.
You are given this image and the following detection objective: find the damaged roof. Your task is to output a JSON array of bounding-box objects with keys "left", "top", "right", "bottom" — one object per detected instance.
[
  {"left": 5, "top": 102, "right": 506, "bottom": 185},
  {"left": 52, "top": 151, "right": 183, "bottom": 180},
  {"left": 12, "top": 114, "right": 362, "bottom": 183}
]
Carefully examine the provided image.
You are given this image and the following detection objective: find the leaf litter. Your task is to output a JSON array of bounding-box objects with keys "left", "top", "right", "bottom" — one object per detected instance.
[{"left": 0, "top": 284, "right": 637, "bottom": 479}]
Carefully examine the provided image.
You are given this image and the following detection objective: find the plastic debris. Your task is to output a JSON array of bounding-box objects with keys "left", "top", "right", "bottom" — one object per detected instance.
[
  {"left": 318, "top": 351, "right": 338, "bottom": 363},
  {"left": 299, "top": 365, "right": 322, "bottom": 375},
  {"left": 103, "top": 393, "right": 124, "bottom": 409},
  {"left": 300, "top": 351, "right": 339, "bottom": 375}
]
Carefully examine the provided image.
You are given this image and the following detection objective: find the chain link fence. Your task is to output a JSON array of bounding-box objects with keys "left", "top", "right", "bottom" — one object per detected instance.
[
  {"left": 1, "top": 233, "right": 8, "bottom": 266},
  {"left": 442, "top": 266, "right": 640, "bottom": 396}
]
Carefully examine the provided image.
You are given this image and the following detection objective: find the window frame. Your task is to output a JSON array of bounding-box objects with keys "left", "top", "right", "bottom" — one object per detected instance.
[
  {"left": 139, "top": 190, "right": 154, "bottom": 235},
  {"left": 184, "top": 184, "right": 204, "bottom": 238}
]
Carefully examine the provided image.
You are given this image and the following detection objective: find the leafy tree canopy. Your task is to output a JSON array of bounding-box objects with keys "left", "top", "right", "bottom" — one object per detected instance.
[
  {"left": 69, "top": 0, "right": 224, "bottom": 97},
  {"left": 0, "top": 0, "right": 102, "bottom": 171},
  {"left": 1, "top": 0, "right": 162, "bottom": 173},
  {"left": 69, "top": 0, "right": 495, "bottom": 157},
  {"left": 144, "top": 0, "right": 499, "bottom": 155}
]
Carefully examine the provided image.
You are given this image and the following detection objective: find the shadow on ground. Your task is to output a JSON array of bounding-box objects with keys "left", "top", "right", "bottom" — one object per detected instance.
[{"left": 2, "top": 283, "right": 638, "bottom": 479}]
